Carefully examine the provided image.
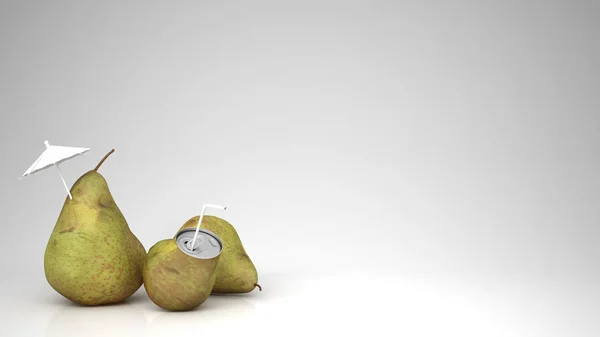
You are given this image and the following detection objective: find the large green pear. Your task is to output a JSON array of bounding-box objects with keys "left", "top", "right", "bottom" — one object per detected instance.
[
  {"left": 44, "top": 149, "right": 146, "bottom": 306},
  {"left": 143, "top": 237, "right": 220, "bottom": 311},
  {"left": 179, "top": 216, "right": 261, "bottom": 293}
]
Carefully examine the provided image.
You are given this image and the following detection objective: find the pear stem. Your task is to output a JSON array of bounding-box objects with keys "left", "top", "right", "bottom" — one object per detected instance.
[
  {"left": 94, "top": 149, "right": 115, "bottom": 171},
  {"left": 255, "top": 283, "right": 262, "bottom": 291}
]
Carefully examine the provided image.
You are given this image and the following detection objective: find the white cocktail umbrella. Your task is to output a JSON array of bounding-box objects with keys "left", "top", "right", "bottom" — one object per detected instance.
[{"left": 20, "top": 140, "right": 91, "bottom": 199}]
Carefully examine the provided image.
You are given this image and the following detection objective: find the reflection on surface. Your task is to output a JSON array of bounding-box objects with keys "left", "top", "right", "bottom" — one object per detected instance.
[
  {"left": 7, "top": 272, "right": 600, "bottom": 337},
  {"left": 45, "top": 298, "right": 147, "bottom": 337},
  {"left": 146, "top": 295, "right": 257, "bottom": 336}
]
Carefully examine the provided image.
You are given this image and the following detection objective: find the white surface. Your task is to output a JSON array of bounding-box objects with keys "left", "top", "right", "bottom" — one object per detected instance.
[{"left": 1, "top": 270, "right": 599, "bottom": 337}]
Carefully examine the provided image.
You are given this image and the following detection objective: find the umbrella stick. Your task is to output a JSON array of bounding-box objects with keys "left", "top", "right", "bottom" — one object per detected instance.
[
  {"left": 55, "top": 164, "right": 73, "bottom": 200},
  {"left": 189, "top": 204, "right": 227, "bottom": 250}
]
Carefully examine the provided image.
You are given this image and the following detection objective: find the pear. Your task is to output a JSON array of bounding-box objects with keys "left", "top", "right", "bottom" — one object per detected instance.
[
  {"left": 143, "top": 234, "right": 220, "bottom": 311},
  {"left": 44, "top": 149, "right": 146, "bottom": 306},
  {"left": 179, "top": 216, "right": 261, "bottom": 293}
]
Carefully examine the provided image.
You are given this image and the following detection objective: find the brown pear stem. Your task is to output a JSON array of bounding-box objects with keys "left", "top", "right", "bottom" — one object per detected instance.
[
  {"left": 255, "top": 283, "right": 262, "bottom": 291},
  {"left": 94, "top": 149, "right": 115, "bottom": 171}
]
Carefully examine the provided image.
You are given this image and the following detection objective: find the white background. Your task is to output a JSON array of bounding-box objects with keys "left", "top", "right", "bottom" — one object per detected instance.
[{"left": 1, "top": 1, "right": 599, "bottom": 336}]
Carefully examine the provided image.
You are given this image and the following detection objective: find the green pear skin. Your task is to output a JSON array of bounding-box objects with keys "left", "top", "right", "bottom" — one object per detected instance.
[
  {"left": 44, "top": 150, "right": 146, "bottom": 306},
  {"left": 179, "top": 216, "right": 261, "bottom": 293},
  {"left": 143, "top": 239, "right": 220, "bottom": 311}
]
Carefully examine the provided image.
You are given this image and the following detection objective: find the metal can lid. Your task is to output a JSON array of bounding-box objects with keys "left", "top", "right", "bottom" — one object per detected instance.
[{"left": 176, "top": 228, "right": 222, "bottom": 259}]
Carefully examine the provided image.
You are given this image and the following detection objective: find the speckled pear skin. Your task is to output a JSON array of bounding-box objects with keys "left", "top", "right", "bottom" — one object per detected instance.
[
  {"left": 44, "top": 163, "right": 146, "bottom": 306},
  {"left": 179, "top": 216, "right": 259, "bottom": 293},
  {"left": 143, "top": 239, "right": 219, "bottom": 311}
]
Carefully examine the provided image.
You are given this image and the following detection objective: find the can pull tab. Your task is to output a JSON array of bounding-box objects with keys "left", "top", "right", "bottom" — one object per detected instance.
[{"left": 185, "top": 235, "right": 204, "bottom": 251}]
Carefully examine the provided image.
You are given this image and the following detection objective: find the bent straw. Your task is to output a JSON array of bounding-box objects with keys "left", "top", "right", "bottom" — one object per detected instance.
[{"left": 189, "top": 204, "right": 227, "bottom": 250}]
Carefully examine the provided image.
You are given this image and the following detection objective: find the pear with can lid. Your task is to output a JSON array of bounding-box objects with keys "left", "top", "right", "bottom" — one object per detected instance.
[
  {"left": 179, "top": 207, "right": 261, "bottom": 293},
  {"left": 142, "top": 234, "right": 221, "bottom": 311},
  {"left": 143, "top": 204, "right": 225, "bottom": 311},
  {"left": 44, "top": 149, "right": 147, "bottom": 305}
]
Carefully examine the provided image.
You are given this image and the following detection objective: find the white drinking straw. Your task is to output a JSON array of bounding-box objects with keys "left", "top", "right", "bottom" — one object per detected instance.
[{"left": 188, "top": 204, "right": 227, "bottom": 250}]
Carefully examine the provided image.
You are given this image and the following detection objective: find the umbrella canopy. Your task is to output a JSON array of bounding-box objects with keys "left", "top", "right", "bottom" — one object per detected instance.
[{"left": 20, "top": 140, "right": 91, "bottom": 199}]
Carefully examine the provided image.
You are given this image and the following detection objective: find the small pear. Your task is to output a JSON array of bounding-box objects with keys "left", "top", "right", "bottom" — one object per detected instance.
[
  {"left": 179, "top": 216, "right": 260, "bottom": 293},
  {"left": 143, "top": 229, "right": 221, "bottom": 311},
  {"left": 44, "top": 149, "right": 146, "bottom": 306}
]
